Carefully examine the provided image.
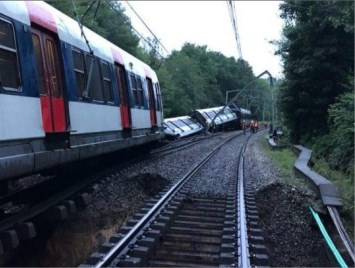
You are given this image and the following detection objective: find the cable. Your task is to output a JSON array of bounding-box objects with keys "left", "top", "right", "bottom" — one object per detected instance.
[
  {"left": 227, "top": 0, "right": 243, "bottom": 59},
  {"left": 309, "top": 207, "right": 348, "bottom": 268},
  {"left": 105, "top": 0, "right": 165, "bottom": 59},
  {"left": 81, "top": 1, "right": 97, "bottom": 21},
  {"left": 124, "top": 1, "right": 170, "bottom": 56},
  {"left": 91, "top": 1, "right": 101, "bottom": 25},
  {"left": 72, "top": 0, "right": 94, "bottom": 54}
]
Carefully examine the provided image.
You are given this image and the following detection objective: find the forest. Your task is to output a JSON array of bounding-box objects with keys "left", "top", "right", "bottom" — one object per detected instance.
[
  {"left": 48, "top": 1, "right": 353, "bottom": 179},
  {"left": 47, "top": 0, "right": 273, "bottom": 121}
]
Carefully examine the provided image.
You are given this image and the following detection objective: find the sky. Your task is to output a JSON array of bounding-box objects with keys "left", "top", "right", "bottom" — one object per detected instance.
[{"left": 121, "top": 1, "right": 284, "bottom": 78}]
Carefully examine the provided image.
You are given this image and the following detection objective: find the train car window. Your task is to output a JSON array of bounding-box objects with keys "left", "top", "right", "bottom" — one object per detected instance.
[
  {"left": 202, "top": 112, "right": 211, "bottom": 120},
  {"left": 155, "top": 83, "right": 162, "bottom": 111},
  {"left": 115, "top": 65, "right": 128, "bottom": 106},
  {"left": 172, "top": 120, "right": 185, "bottom": 128},
  {"left": 130, "top": 74, "right": 139, "bottom": 106},
  {"left": 85, "top": 54, "right": 103, "bottom": 101},
  {"left": 0, "top": 18, "right": 21, "bottom": 91},
  {"left": 207, "top": 111, "right": 217, "bottom": 119},
  {"left": 101, "top": 62, "right": 113, "bottom": 103},
  {"left": 165, "top": 122, "right": 175, "bottom": 130},
  {"left": 46, "top": 39, "right": 62, "bottom": 97},
  {"left": 183, "top": 118, "right": 194, "bottom": 125},
  {"left": 32, "top": 33, "right": 45, "bottom": 95},
  {"left": 72, "top": 49, "right": 86, "bottom": 98},
  {"left": 137, "top": 77, "right": 144, "bottom": 107},
  {"left": 170, "top": 121, "right": 183, "bottom": 131},
  {"left": 164, "top": 123, "right": 174, "bottom": 131}
]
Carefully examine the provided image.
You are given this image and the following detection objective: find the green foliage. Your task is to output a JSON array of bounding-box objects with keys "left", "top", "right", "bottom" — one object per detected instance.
[
  {"left": 157, "top": 43, "right": 262, "bottom": 118},
  {"left": 313, "top": 90, "right": 354, "bottom": 176},
  {"left": 261, "top": 135, "right": 299, "bottom": 187},
  {"left": 276, "top": 1, "right": 354, "bottom": 143},
  {"left": 47, "top": 1, "right": 273, "bottom": 121},
  {"left": 47, "top": 1, "right": 140, "bottom": 57},
  {"left": 312, "top": 157, "right": 354, "bottom": 235}
]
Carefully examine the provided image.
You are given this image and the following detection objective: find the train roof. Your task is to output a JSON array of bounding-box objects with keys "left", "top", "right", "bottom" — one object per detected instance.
[
  {"left": 0, "top": 1, "right": 158, "bottom": 81},
  {"left": 228, "top": 104, "right": 251, "bottom": 115},
  {"left": 195, "top": 106, "right": 234, "bottom": 114},
  {"left": 164, "top": 116, "right": 192, "bottom": 122},
  {"left": 239, "top": 108, "right": 251, "bottom": 115}
]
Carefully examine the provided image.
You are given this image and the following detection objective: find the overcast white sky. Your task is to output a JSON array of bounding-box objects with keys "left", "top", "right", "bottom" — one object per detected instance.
[{"left": 121, "top": 1, "right": 284, "bottom": 78}]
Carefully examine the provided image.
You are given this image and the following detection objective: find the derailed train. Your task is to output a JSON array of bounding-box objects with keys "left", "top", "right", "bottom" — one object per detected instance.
[
  {"left": 0, "top": 1, "right": 164, "bottom": 182},
  {"left": 163, "top": 106, "right": 251, "bottom": 139}
]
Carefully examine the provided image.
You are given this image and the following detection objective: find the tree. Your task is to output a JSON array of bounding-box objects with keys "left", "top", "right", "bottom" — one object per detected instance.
[
  {"left": 47, "top": 1, "right": 140, "bottom": 57},
  {"left": 276, "top": 1, "right": 354, "bottom": 143},
  {"left": 157, "top": 43, "right": 257, "bottom": 118}
]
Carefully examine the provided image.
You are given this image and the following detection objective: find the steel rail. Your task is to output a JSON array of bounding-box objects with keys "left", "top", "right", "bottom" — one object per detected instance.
[
  {"left": 94, "top": 132, "right": 241, "bottom": 267},
  {"left": 327, "top": 206, "right": 355, "bottom": 263},
  {"left": 150, "top": 132, "right": 225, "bottom": 155},
  {"left": 237, "top": 135, "right": 251, "bottom": 267},
  {"left": 0, "top": 132, "right": 234, "bottom": 234}
]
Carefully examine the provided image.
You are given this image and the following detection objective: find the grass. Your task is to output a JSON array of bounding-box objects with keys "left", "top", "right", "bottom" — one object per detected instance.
[
  {"left": 260, "top": 135, "right": 299, "bottom": 185},
  {"left": 311, "top": 157, "right": 354, "bottom": 238},
  {"left": 260, "top": 134, "right": 354, "bottom": 239}
]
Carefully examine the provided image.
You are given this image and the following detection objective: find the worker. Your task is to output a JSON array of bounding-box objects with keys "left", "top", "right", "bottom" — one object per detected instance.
[{"left": 254, "top": 121, "right": 259, "bottom": 132}]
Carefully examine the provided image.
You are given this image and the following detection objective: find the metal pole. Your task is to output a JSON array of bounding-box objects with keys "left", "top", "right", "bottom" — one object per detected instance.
[
  {"left": 262, "top": 97, "right": 265, "bottom": 122},
  {"left": 271, "top": 81, "right": 275, "bottom": 133},
  {"left": 210, "top": 71, "right": 273, "bottom": 132},
  {"left": 225, "top": 89, "right": 240, "bottom": 106}
]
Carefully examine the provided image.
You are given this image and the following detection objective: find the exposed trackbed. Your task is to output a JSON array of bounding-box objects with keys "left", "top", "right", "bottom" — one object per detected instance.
[{"left": 81, "top": 133, "right": 269, "bottom": 267}]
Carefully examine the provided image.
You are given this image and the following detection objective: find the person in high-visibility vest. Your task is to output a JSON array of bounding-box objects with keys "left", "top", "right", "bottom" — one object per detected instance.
[
  {"left": 254, "top": 121, "right": 259, "bottom": 133},
  {"left": 242, "top": 120, "right": 246, "bottom": 135}
]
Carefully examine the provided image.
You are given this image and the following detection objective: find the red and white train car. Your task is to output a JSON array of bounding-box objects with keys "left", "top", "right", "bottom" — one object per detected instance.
[{"left": 0, "top": 1, "right": 164, "bottom": 183}]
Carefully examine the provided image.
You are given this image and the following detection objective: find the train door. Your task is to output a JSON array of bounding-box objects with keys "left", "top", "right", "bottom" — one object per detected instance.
[
  {"left": 146, "top": 77, "right": 157, "bottom": 127},
  {"left": 31, "top": 28, "right": 67, "bottom": 133},
  {"left": 115, "top": 64, "right": 131, "bottom": 129}
]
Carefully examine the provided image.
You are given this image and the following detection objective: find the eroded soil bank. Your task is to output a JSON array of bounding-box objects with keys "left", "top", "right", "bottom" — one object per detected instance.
[{"left": 244, "top": 131, "right": 334, "bottom": 267}]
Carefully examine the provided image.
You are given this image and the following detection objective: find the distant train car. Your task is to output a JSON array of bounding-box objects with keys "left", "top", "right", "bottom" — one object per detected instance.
[
  {"left": 0, "top": 1, "right": 164, "bottom": 182},
  {"left": 189, "top": 106, "right": 237, "bottom": 130},
  {"left": 164, "top": 116, "right": 203, "bottom": 139},
  {"left": 230, "top": 107, "right": 251, "bottom": 129}
]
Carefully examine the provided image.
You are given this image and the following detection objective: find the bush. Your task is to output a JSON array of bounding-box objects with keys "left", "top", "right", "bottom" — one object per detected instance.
[{"left": 313, "top": 91, "right": 354, "bottom": 177}]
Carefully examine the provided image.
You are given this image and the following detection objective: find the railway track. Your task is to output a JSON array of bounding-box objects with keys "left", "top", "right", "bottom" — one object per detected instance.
[
  {"left": 0, "top": 132, "right": 233, "bottom": 255},
  {"left": 82, "top": 132, "right": 269, "bottom": 267}
]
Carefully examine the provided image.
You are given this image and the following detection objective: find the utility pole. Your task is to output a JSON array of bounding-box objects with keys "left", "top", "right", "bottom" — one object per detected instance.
[
  {"left": 270, "top": 78, "right": 275, "bottom": 133},
  {"left": 208, "top": 70, "right": 274, "bottom": 132}
]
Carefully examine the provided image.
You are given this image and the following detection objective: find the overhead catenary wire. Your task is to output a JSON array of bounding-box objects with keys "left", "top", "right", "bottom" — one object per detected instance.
[
  {"left": 91, "top": 1, "right": 102, "bottom": 25},
  {"left": 106, "top": 0, "right": 165, "bottom": 59},
  {"left": 124, "top": 1, "right": 170, "bottom": 56},
  {"left": 227, "top": 0, "right": 243, "bottom": 60},
  {"left": 72, "top": 0, "right": 94, "bottom": 54}
]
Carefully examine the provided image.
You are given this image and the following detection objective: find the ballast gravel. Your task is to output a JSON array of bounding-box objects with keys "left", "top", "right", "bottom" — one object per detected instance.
[
  {"left": 244, "top": 131, "right": 332, "bottom": 267},
  {"left": 189, "top": 134, "right": 245, "bottom": 197},
  {"left": 7, "top": 129, "right": 333, "bottom": 267}
]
